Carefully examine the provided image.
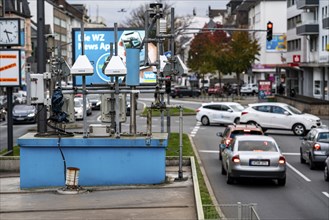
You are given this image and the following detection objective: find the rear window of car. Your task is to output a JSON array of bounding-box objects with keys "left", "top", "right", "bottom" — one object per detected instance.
[
  {"left": 238, "top": 140, "right": 277, "bottom": 152},
  {"left": 317, "top": 132, "right": 329, "bottom": 142},
  {"left": 230, "top": 130, "right": 263, "bottom": 138}
]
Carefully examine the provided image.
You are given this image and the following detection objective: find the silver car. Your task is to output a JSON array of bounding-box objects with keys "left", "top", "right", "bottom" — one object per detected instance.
[
  {"left": 300, "top": 127, "right": 329, "bottom": 170},
  {"left": 221, "top": 135, "right": 286, "bottom": 186}
]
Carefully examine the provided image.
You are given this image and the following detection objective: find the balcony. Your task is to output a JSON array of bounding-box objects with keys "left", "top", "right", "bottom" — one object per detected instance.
[
  {"left": 323, "top": 17, "right": 329, "bottom": 29},
  {"left": 296, "top": 0, "right": 319, "bottom": 9},
  {"left": 296, "top": 23, "right": 319, "bottom": 35}
]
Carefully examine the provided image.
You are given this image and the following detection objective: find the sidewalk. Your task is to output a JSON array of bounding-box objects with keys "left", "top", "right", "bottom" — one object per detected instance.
[{"left": 0, "top": 164, "right": 200, "bottom": 220}]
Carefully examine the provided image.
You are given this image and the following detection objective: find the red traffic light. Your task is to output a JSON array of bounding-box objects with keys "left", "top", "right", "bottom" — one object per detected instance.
[{"left": 267, "top": 22, "right": 273, "bottom": 29}]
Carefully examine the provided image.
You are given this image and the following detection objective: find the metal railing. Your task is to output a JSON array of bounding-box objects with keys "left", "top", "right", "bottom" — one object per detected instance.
[{"left": 203, "top": 202, "right": 260, "bottom": 220}]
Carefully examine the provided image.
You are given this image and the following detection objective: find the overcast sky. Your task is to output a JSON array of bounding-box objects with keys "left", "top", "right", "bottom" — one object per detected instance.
[{"left": 67, "top": 0, "right": 229, "bottom": 26}]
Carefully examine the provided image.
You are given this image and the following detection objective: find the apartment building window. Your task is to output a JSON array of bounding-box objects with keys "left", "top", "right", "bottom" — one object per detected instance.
[
  {"left": 323, "top": 35, "right": 328, "bottom": 51},
  {"left": 287, "top": 0, "right": 295, "bottom": 8},
  {"left": 288, "top": 39, "right": 301, "bottom": 51},
  {"left": 314, "top": 80, "right": 328, "bottom": 95},
  {"left": 310, "top": 36, "right": 318, "bottom": 52},
  {"left": 287, "top": 15, "right": 301, "bottom": 30}
]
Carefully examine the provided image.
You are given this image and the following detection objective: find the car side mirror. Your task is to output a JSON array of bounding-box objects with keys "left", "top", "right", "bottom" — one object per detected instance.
[
  {"left": 284, "top": 111, "right": 290, "bottom": 116},
  {"left": 216, "top": 132, "right": 223, "bottom": 137},
  {"left": 227, "top": 109, "right": 233, "bottom": 112}
]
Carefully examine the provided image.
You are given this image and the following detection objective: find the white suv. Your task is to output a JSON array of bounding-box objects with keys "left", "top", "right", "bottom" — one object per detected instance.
[
  {"left": 196, "top": 102, "right": 245, "bottom": 125},
  {"left": 240, "top": 83, "right": 258, "bottom": 95},
  {"left": 240, "top": 102, "right": 322, "bottom": 136}
]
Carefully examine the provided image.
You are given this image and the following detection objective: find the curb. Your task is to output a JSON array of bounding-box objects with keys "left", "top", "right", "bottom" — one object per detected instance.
[{"left": 188, "top": 134, "right": 226, "bottom": 219}]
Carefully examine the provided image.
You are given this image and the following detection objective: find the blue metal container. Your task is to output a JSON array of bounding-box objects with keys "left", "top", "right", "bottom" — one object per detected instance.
[
  {"left": 18, "top": 133, "right": 168, "bottom": 189},
  {"left": 126, "top": 48, "right": 140, "bottom": 86}
]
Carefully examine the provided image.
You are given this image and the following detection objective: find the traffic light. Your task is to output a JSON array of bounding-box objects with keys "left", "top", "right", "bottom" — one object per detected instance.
[
  {"left": 266, "top": 21, "right": 273, "bottom": 41},
  {"left": 165, "top": 76, "right": 171, "bottom": 94}
]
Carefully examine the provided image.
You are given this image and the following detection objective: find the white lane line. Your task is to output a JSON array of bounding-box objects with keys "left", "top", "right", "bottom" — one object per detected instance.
[
  {"left": 286, "top": 162, "right": 311, "bottom": 182},
  {"left": 283, "top": 153, "right": 300, "bottom": 156},
  {"left": 199, "top": 150, "right": 219, "bottom": 153},
  {"left": 322, "top": 192, "right": 329, "bottom": 198}
]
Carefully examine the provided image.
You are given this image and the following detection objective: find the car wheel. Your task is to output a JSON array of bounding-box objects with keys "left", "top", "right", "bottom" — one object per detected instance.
[
  {"left": 201, "top": 116, "right": 210, "bottom": 126},
  {"left": 309, "top": 156, "right": 316, "bottom": 170},
  {"left": 300, "top": 148, "right": 306, "bottom": 164},
  {"left": 234, "top": 118, "right": 240, "bottom": 124},
  {"left": 277, "top": 177, "right": 286, "bottom": 186},
  {"left": 221, "top": 162, "right": 226, "bottom": 175},
  {"left": 292, "top": 123, "right": 306, "bottom": 136},
  {"left": 226, "top": 170, "right": 234, "bottom": 184},
  {"left": 324, "top": 164, "right": 329, "bottom": 182}
]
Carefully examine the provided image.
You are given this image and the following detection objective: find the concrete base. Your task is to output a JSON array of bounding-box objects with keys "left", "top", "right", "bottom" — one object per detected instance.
[{"left": 0, "top": 156, "right": 20, "bottom": 172}]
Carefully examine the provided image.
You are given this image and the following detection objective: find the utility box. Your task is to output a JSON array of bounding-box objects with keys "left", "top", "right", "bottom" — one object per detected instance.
[
  {"left": 101, "top": 94, "right": 127, "bottom": 123},
  {"left": 61, "top": 94, "right": 75, "bottom": 123},
  {"left": 29, "top": 74, "right": 44, "bottom": 104},
  {"left": 89, "top": 124, "right": 112, "bottom": 137}
]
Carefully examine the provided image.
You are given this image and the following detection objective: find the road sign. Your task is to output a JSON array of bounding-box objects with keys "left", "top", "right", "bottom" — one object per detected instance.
[{"left": 0, "top": 49, "right": 21, "bottom": 87}]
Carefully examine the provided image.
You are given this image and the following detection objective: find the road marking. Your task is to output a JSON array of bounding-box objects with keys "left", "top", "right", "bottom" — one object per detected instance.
[
  {"left": 190, "top": 122, "right": 201, "bottom": 137},
  {"left": 322, "top": 192, "right": 329, "bottom": 198},
  {"left": 283, "top": 153, "right": 300, "bottom": 156},
  {"left": 286, "top": 162, "right": 311, "bottom": 182},
  {"left": 199, "top": 150, "right": 219, "bottom": 153}
]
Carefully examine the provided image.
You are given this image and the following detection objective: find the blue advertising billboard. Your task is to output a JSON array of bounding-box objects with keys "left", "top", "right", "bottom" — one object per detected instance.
[
  {"left": 72, "top": 28, "right": 156, "bottom": 86},
  {"left": 266, "top": 34, "right": 287, "bottom": 52}
]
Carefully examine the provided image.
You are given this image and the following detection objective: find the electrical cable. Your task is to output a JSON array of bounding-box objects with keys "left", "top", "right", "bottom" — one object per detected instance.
[{"left": 57, "top": 134, "right": 67, "bottom": 182}]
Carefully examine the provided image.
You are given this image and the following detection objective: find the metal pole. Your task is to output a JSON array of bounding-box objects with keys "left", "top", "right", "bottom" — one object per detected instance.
[
  {"left": 36, "top": 0, "right": 47, "bottom": 133},
  {"left": 114, "top": 23, "right": 120, "bottom": 134},
  {"left": 81, "top": 21, "right": 87, "bottom": 137},
  {"left": 178, "top": 105, "right": 183, "bottom": 179},
  {"left": 6, "top": 87, "right": 13, "bottom": 154},
  {"left": 130, "top": 88, "right": 136, "bottom": 134}
]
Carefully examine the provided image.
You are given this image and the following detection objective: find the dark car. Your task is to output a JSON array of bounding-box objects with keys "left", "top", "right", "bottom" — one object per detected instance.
[
  {"left": 300, "top": 127, "right": 329, "bottom": 169},
  {"left": 87, "top": 94, "right": 101, "bottom": 110},
  {"left": 170, "top": 86, "right": 201, "bottom": 98},
  {"left": 12, "top": 104, "right": 37, "bottom": 124},
  {"left": 217, "top": 124, "right": 264, "bottom": 160}
]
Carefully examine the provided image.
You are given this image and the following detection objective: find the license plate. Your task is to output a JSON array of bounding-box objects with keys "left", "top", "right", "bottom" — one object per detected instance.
[{"left": 250, "top": 160, "right": 269, "bottom": 166}]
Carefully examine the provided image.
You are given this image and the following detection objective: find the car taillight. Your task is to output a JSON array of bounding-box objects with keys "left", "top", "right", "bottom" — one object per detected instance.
[
  {"left": 196, "top": 109, "right": 200, "bottom": 113},
  {"left": 225, "top": 139, "right": 231, "bottom": 145},
  {"left": 279, "top": 156, "right": 286, "bottom": 164},
  {"left": 241, "top": 112, "right": 248, "bottom": 115},
  {"left": 313, "top": 143, "right": 321, "bottom": 150},
  {"left": 232, "top": 155, "right": 240, "bottom": 163}
]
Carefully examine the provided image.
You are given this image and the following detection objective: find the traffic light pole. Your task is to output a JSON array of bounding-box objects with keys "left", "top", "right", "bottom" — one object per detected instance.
[{"left": 36, "top": 0, "right": 47, "bottom": 134}]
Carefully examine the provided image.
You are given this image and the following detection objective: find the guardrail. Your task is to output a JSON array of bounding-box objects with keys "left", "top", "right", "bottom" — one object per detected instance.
[{"left": 203, "top": 202, "right": 260, "bottom": 220}]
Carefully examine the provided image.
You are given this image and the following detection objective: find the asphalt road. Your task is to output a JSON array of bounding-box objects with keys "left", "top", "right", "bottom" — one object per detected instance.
[{"left": 193, "top": 124, "right": 329, "bottom": 220}]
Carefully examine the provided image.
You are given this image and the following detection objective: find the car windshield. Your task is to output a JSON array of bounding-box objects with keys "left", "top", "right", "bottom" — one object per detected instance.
[
  {"left": 238, "top": 140, "right": 277, "bottom": 152},
  {"left": 229, "top": 104, "right": 244, "bottom": 112},
  {"left": 285, "top": 105, "right": 302, "bottom": 114},
  {"left": 230, "top": 130, "right": 263, "bottom": 138},
  {"left": 317, "top": 132, "right": 329, "bottom": 142},
  {"left": 74, "top": 100, "right": 82, "bottom": 107},
  {"left": 14, "top": 105, "right": 34, "bottom": 111}
]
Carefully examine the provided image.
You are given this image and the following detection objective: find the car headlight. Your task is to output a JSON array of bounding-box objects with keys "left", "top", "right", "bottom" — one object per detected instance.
[
  {"left": 28, "top": 113, "right": 35, "bottom": 117},
  {"left": 97, "top": 101, "right": 101, "bottom": 106},
  {"left": 306, "top": 118, "right": 315, "bottom": 122}
]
